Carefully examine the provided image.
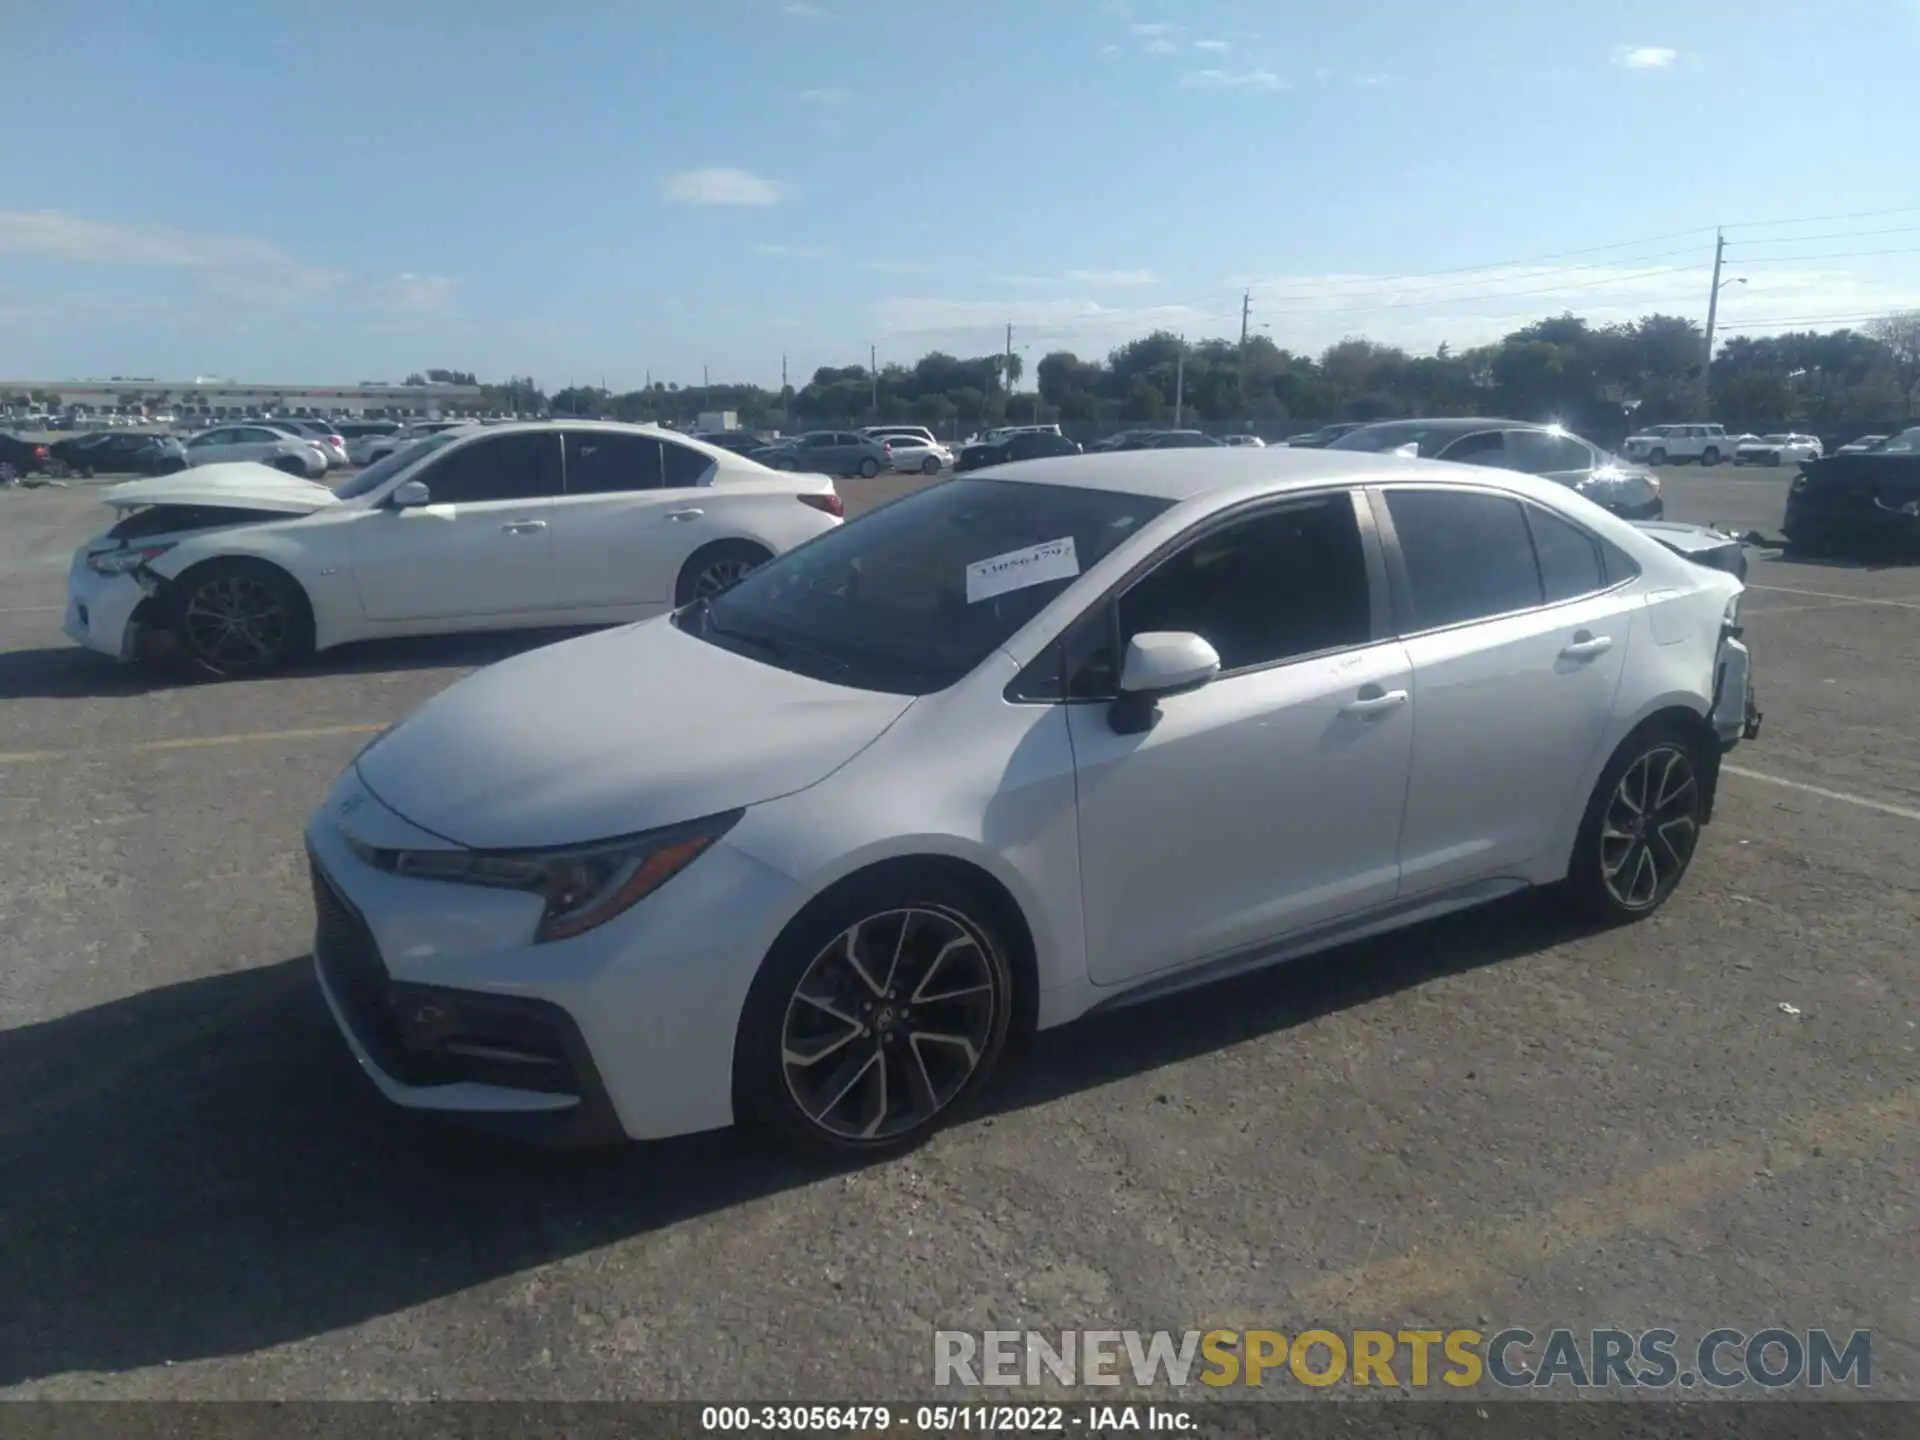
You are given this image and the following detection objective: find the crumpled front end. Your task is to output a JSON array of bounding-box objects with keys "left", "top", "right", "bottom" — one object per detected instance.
[{"left": 62, "top": 547, "right": 162, "bottom": 662}]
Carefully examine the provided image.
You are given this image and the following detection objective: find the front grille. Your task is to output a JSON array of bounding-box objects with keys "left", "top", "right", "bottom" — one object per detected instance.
[{"left": 311, "top": 858, "right": 412, "bottom": 1077}]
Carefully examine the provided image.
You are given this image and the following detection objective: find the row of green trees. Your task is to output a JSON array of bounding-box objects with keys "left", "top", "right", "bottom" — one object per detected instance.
[{"left": 492, "top": 305, "right": 1920, "bottom": 439}]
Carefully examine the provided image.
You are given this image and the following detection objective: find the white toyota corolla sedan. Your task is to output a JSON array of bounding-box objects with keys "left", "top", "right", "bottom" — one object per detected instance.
[
  {"left": 306, "top": 447, "right": 1761, "bottom": 1152},
  {"left": 62, "top": 421, "right": 843, "bottom": 678}
]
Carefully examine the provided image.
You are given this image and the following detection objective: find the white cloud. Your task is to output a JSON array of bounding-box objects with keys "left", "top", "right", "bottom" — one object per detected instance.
[
  {"left": 800, "top": 87, "right": 850, "bottom": 105},
  {"left": 1143, "top": 37, "right": 1179, "bottom": 55},
  {"left": 1130, "top": 21, "right": 1176, "bottom": 36},
  {"left": 1193, "top": 38, "right": 1230, "bottom": 51},
  {"left": 662, "top": 168, "right": 786, "bottom": 206},
  {"left": 1180, "top": 69, "right": 1287, "bottom": 91},
  {"left": 759, "top": 244, "right": 829, "bottom": 259},
  {"left": 782, "top": 2, "right": 826, "bottom": 15},
  {"left": 1067, "top": 269, "right": 1159, "bottom": 286},
  {"left": 876, "top": 296, "right": 1219, "bottom": 353},
  {"left": 1613, "top": 45, "right": 1678, "bottom": 69},
  {"left": 1354, "top": 73, "right": 1392, "bottom": 87},
  {"left": 861, "top": 259, "right": 936, "bottom": 275},
  {"left": 1097, "top": 43, "right": 1121, "bottom": 56},
  {"left": 0, "top": 210, "right": 342, "bottom": 300},
  {"left": 989, "top": 274, "right": 1058, "bottom": 286},
  {"left": 381, "top": 273, "right": 456, "bottom": 316}
]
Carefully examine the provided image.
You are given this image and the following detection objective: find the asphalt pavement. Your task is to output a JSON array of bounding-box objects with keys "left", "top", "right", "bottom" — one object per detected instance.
[{"left": 0, "top": 463, "right": 1914, "bottom": 1401}]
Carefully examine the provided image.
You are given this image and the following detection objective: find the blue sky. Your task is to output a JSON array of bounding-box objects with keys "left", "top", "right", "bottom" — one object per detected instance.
[{"left": 4, "top": 0, "right": 1919, "bottom": 389}]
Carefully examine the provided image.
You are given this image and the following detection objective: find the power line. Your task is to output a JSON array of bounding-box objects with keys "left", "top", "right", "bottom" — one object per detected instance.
[
  {"left": 1723, "top": 204, "right": 1920, "bottom": 232},
  {"left": 1729, "top": 224, "right": 1920, "bottom": 247},
  {"left": 1731, "top": 246, "right": 1920, "bottom": 264}
]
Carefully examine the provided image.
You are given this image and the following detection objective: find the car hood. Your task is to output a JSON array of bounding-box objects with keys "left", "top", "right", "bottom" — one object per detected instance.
[
  {"left": 99, "top": 462, "right": 341, "bottom": 515},
  {"left": 354, "top": 617, "right": 916, "bottom": 850}
]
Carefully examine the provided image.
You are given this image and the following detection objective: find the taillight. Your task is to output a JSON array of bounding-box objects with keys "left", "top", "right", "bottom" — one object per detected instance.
[
  {"left": 33, "top": 445, "right": 48, "bottom": 459},
  {"left": 798, "top": 492, "right": 844, "bottom": 518}
]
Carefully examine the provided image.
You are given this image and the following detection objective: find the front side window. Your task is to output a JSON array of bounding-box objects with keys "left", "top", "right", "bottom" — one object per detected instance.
[
  {"left": 412, "top": 433, "right": 561, "bottom": 504},
  {"left": 1384, "top": 488, "right": 1542, "bottom": 630},
  {"left": 686, "top": 478, "right": 1171, "bottom": 695},
  {"left": 330, "top": 430, "right": 464, "bottom": 498},
  {"left": 1436, "top": 430, "right": 1506, "bottom": 466},
  {"left": 564, "top": 430, "right": 663, "bottom": 493}
]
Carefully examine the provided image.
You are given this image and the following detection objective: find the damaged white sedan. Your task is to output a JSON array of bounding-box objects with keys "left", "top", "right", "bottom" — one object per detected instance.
[{"left": 63, "top": 421, "right": 844, "bottom": 679}]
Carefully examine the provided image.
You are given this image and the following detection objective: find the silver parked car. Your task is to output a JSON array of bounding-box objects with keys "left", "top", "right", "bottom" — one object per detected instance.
[
  {"left": 266, "top": 420, "right": 351, "bottom": 469},
  {"left": 750, "top": 429, "right": 892, "bottom": 478},
  {"left": 1330, "top": 418, "right": 1664, "bottom": 521},
  {"left": 181, "top": 423, "right": 331, "bottom": 478}
]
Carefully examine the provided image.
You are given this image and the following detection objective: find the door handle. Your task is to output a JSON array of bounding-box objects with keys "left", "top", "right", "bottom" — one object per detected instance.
[
  {"left": 500, "top": 520, "right": 547, "bottom": 534},
  {"left": 1339, "top": 688, "right": 1409, "bottom": 718},
  {"left": 665, "top": 508, "right": 705, "bottom": 520},
  {"left": 1560, "top": 632, "right": 1613, "bottom": 660}
]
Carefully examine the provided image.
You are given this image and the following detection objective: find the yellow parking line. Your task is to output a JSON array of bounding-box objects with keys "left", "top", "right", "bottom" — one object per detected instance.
[
  {"left": 0, "top": 722, "right": 386, "bottom": 766},
  {"left": 1723, "top": 765, "right": 1920, "bottom": 823},
  {"left": 1275, "top": 1085, "right": 1920, "bottom": 1320}
]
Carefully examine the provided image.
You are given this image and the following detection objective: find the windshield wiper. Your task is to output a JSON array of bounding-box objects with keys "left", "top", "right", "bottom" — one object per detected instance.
[{"left": 692, "top": 602, "right": 849, "bottom": 676}]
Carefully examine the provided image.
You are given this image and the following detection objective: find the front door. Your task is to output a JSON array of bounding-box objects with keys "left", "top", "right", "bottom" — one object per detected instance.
[
  {"left": 348, "top": 431, "right": 562, "bottom": 621},
  {"left": 1378, "top": 485, "right": 1633, "bottom": 895},
  {"left": 1066, "top": 491, "right": 1415, "bottom": 987},
  {"left": 547, "top": 429, "right": 717, "bottom": 611}
]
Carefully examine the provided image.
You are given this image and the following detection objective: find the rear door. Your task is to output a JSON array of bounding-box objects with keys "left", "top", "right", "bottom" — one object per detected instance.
[
  {"left": 347, "top": 431, "right": 562, "bottom": 621},
  {"left": 1376, "top": 485, "right": 1632, "bottom": 896},
  {"left": 548, "top": 430, "right": 718, "bottom": 612}
]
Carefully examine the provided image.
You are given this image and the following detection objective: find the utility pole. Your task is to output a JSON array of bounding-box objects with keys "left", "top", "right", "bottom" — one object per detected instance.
[
  {"left": 1238, "top": 289, "right": 1252, "bottom": 413},
  {"left": 1004, "top": 322, "right": 1014, "bottom": 400},
  {"left": 781, "top": 353, "right": 789, "bottom": 428},
  {"left": 870, "top": 344, "right": 878, "bottom": 416},
  {"left": 1174, "top": 335, "right": 1186, "bottom": 427},
  {"left": 1701, "top": 229, "right": 1725, "bottom": 417}
]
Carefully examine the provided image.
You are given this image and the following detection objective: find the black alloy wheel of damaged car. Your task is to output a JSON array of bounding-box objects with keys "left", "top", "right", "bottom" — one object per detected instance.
[
  {"left": 1561, "top": 722, "right": 1707, "bottom": 924},
  {"left": 167, "top": 558, "right": 313, "bottom": 679}
]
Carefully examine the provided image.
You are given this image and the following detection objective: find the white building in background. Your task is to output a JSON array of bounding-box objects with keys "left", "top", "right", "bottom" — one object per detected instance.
[{"left": 0, "top": 377, "right": 485, "bottom": 419}]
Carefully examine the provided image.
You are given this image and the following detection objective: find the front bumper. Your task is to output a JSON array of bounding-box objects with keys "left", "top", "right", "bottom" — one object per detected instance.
[
  {"left": 62, "top": 555, "right": 150, "bottom": 662},
  {"left": 304, "top": 773, "right": 809, "bottom": 1144},
  {"left": 1711, "top": 635, "right": 1761, "bottom": 749}
]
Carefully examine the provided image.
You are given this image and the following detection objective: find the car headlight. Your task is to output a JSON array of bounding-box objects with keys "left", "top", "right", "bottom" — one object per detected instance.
[
  {"left": 348, "top": 809, "right": 743, "bottom": 943},
  {"left": 86, "top": 543, "right": 175, "bottom": 575}
]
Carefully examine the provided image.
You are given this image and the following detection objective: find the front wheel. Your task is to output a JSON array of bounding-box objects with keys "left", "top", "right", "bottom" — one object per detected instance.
[
  {"left": 735, "top": 870, "right": 1015, "bottom": 1155},
  {"left": 273, "top": 456, "right": 310, "bottom": 477},
  {"left": 1561, "top": 726, "right": 1706, "bottom": 924},
  {"left": 1648, "top": 447, "right": 1668, "bottom": 466},
  {"left": 858, "top": 457, "right": 880, "bottom": 478},
  {"left": 1701, "top": 447, "right": 1720, "bottom": 466},
  {"left": 921, "top": 455, "right": 941, "bottom": 475},
  {"left": 168, "top": 559, "right": 312, "bottom": 680}
]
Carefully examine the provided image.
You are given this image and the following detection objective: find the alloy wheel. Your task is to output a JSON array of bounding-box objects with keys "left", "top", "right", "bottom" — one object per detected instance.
[
  {"left": 181, "top": 574, "right": 291, "bottom": 671},
  {"left": 1599, "top": 744, "right": 1699, "bottom": 911},
  {"left": 780, "top": 907, "right": 999, "bottom": 1142},
  {"left": 693, "top": 557, "right": 755, "bottom": 599}
]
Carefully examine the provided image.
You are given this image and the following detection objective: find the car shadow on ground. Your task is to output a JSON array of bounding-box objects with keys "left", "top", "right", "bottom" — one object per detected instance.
[
  {"left": 0, "top": 630, "right": 598, "bottom": 701},
  {"left": 0, "top": 891, "right": 1585, "bottom": 1386}
]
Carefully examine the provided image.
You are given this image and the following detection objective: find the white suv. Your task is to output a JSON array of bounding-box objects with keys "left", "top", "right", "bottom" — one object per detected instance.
[{"left": 1621, "top": 424, "right": 1732, "bottom": 467}]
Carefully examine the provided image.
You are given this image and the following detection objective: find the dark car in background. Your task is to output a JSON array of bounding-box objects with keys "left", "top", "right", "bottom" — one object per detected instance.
[
  {"left": 0, "top": 430, "right": 57, "bottom": 483},
  {"left": 1284, "top": 421, "right": 1368, "bottom": 448},
  {"left": 1329, "top": 417, "right": 1665, "bottom": 520},
  {"left": 1783, "top": 444, "right": 1920, "bottom": 555},
  {"left": 49, "top": 430, "right": 186, "bottom": 476},
  {"left": 1140, "top": 429, "right": 1225, "bottom": 449},
  {"left": 692, "top": 430, "right": 772, "bottom": 457},
  {"left": 955, "top": 429, "right": 1083, "bottom": 472},
  {"left": 750, "top": 429, "right": 891, "bottom": 477}
]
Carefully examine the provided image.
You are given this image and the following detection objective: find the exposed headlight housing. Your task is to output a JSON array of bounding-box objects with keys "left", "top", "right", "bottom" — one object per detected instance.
[
  {"left": 86, "top": 542, "right": 175, "bottom": 575},
  {"left": 347, "top": 809, "right": 743, "bottom": 943}
]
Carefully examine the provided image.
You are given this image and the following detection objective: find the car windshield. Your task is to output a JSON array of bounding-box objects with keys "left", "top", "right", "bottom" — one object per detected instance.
[
  {"left": 1327, "top": 423, "right": 1469, "bottom": 458},
  {"left": 330, "top": 430, "right": 464, "bottom": 498},
  {"left": 681, "top": 477, "right": 1173, "bottom": 695}
]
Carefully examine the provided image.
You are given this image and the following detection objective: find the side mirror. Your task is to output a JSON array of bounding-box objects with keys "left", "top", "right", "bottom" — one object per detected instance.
[
  {"left": 1110, "top": 631, "right": 1221, "bottom": 735},
  {"left": 390, "top": 480, "right": 431, "bottom": 508}
]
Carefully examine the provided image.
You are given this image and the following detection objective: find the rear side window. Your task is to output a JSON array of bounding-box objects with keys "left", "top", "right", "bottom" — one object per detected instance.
[
  {"left": 1525, "top": 504, "right": 1606, "bottom": 601},
  {"left": 564, "top": 431, "right": 663, "bottom": 493},
  {"left": 1436, "top": 431, "right": 1506, "bottom": 467},
  {"left": 661, "top": 441, "right": 715, "bottom": 488},
  {"left": 1384, "top": 488, "right": 1543, "bottom": 630}
]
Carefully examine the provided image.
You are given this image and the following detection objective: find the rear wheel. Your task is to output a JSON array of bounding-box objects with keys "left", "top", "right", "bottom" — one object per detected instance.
[
  {"left": 168, "top": 558, "right": 313, "bottom": 680},
  {"left": 1561, "top": 724, "right": 1707, "bottom": 924},
  {"left": 735, "top": 870, "right": 1015, "bottom": 1155},
  {"left": 673, "top": 540, "right": 772, "bottom": 606},
  {"left": 273, "top": 455, "right": 310, "bottom": 477},
  {"left": 859, "top": 457, "right": 880, "bottom": 478},
  {"left": 921, "top": 455, "right": 941, "bottom": 475},
  {"left": 1701, "top": 447, "right": 1720, "bottom": 466}
]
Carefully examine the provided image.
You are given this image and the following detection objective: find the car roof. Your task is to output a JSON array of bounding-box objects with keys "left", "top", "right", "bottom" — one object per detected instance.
[
  {"left": 435, "top": 418, "right": 772, "bottom": 471},
  {"left": 967, "top": 442, "right": 1533, "bottom": 502},
  {"left": 1345, "top": 416, "right": 1535, "bottom": 438}
]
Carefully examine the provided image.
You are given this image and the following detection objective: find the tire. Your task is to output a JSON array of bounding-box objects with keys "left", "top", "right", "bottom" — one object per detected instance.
[
  {"left": 734, "top": 867, "right": 1015, "bottom": 1156},
  {"left": 1648, "top": 447, "right": 1668, "bottom": 466},
  {"left": 673, "top": 540, "right": 772, "bottom": 607},
  {"left": 1560, "top": 722, "right": 1708, "bottom": 924},
  {"left": 0, "top": 461, "right": 16, "bottom": 484},
  {"left": 921, "top": 455, "right": 941, "bottom": 475},
  {"left": 1701, "top": 447, "right": 1720, "bottom": 466},
  {"left": 859, "top": 457, "right": 880, "bottom": 478},
  {"left": 273, "top": 455, "right": 310, "bottom": 477},
  {"left": 166, "top": 558, "right": 313, "bottom": 680}
]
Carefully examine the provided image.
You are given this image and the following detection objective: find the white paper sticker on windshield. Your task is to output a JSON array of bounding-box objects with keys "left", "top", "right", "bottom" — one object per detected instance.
[{"left": 965, "top": 536, "right": 1080, "bottom": 604}]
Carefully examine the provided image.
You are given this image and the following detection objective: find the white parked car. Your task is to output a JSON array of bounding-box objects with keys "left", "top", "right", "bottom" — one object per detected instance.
[
  {"left": 887, "top": 437, "right": 954, "bottom": 475},
  {"left": 1223, "top": 434, "right": 1268, "bottom": 448},
  {"left": 1734, "top": 433, "right": 1823, "bottom": 467},
  {"left": 1620, "top": 423, "right": 1732, "bottom": 467},
  {"left": 181, "top": 423, "right": 330, "bottom": 478},
  {"left": 863, "top": 425, "right": 940, "bottom": 449},
  {"left": 351, "top": 421, "right": 468, "bottom": 467},
  {"left": 63, "top": 422, "right": 843, "bottom": 678},
  {"left": 267, "top": 420, "right": 351, "bottom": 469},
  {"left": 302, "top": 447, "right": 1760, "bottom": 1153}
]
